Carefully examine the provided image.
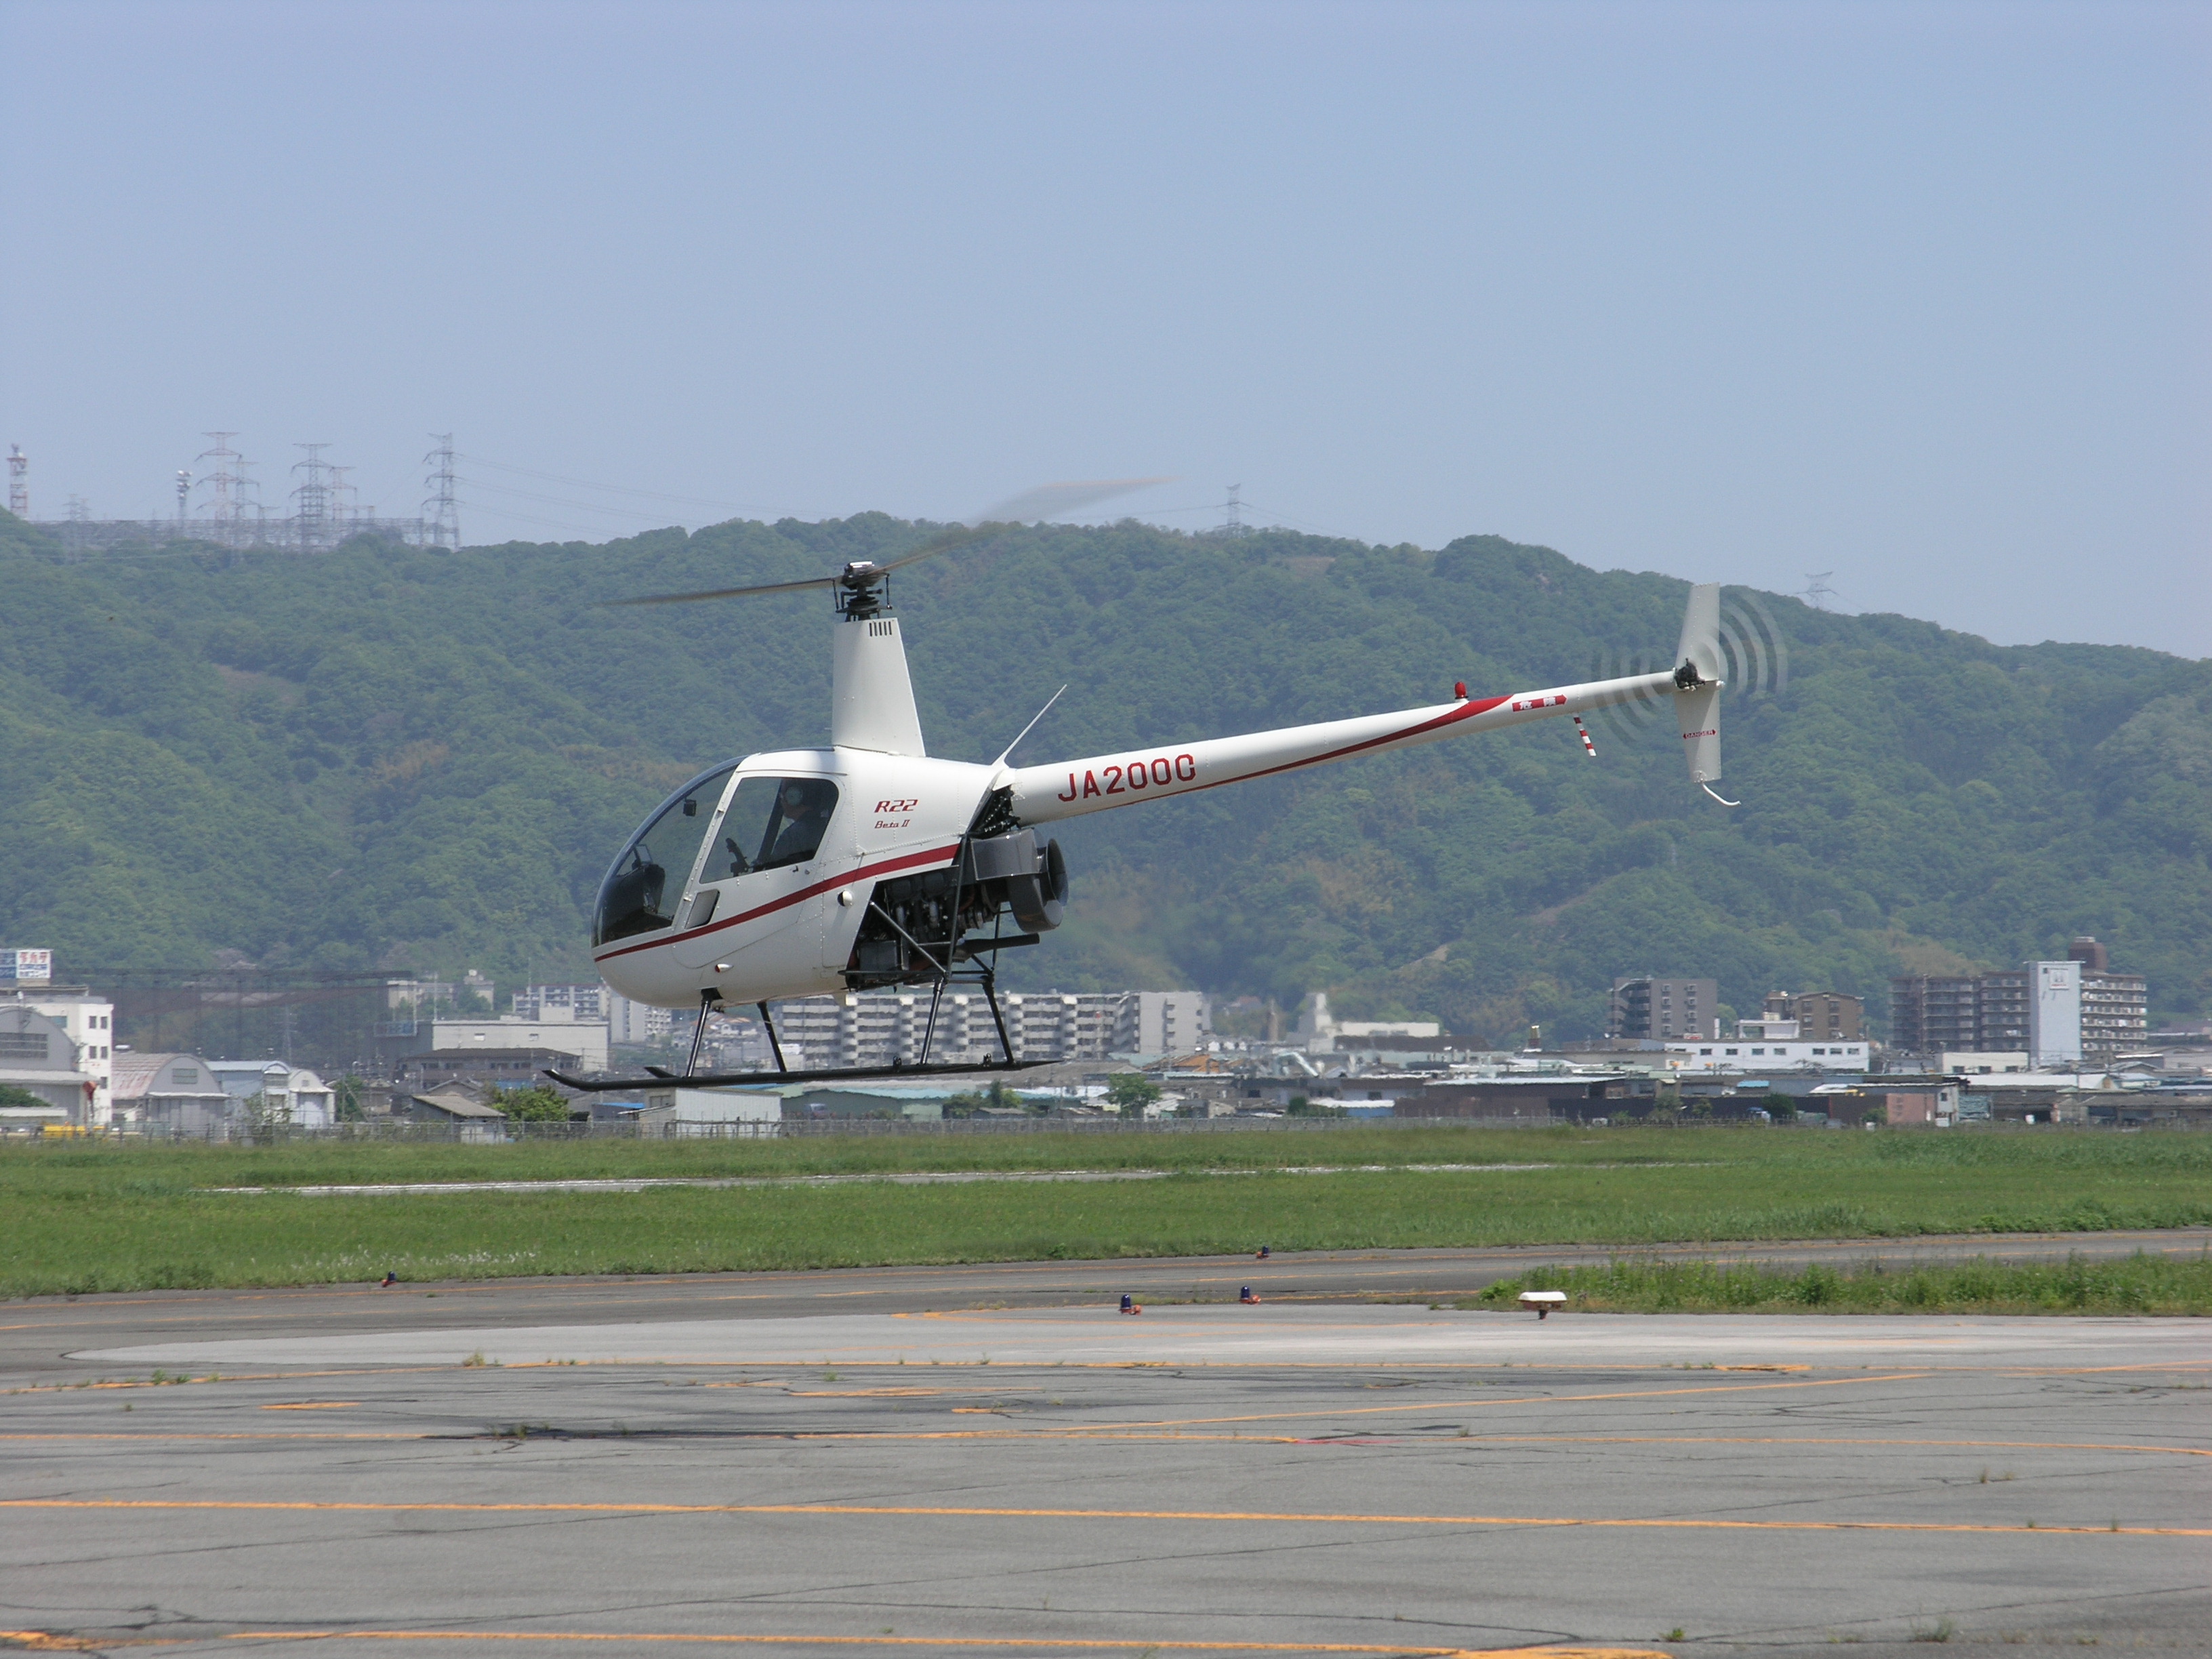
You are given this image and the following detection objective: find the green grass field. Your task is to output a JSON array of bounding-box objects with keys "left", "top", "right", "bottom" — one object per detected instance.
[
  {"left": 1470, "top": 1254, "right": 2212, "bottom": 1315},
  {"left": 4, "top": 1126, "right": 2209, "bottom": 1298}
]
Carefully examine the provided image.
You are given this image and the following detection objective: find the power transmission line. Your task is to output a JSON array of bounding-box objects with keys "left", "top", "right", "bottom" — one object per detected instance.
[{"left": 457, "top": 452, "right": 764, "bottom": 514}]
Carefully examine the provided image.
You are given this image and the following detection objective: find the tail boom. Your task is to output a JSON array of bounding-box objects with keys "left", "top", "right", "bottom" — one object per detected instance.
[{"left": 1006, "top": 668, "right": 1683, "bottom": 825}]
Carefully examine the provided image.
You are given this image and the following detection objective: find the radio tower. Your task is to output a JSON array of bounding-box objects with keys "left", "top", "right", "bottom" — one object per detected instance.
[
  {"left": 422, "top": 433, "right": 459, "bottom": 549},
  {"left": 7, "top": 446, "right": 25, "bottom": 518},
  {"left": 175, "top": 469, "right": 191, "bottom": 535},
  {"left": 291, "top": 443, "right": 332, "bottom": 551}
]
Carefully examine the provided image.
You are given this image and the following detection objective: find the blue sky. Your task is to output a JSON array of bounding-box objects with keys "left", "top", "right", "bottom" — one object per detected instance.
[{"left": 3, "top": 0, "right": 2205, "bottom": 655}]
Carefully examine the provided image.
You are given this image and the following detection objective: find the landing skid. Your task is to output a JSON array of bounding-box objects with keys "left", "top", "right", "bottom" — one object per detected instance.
[{"left": 544, "top": 1058, "right": 1056, "bottom": 1094}]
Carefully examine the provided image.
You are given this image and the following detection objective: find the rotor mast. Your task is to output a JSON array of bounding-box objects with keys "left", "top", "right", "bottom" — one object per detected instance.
[{"left": 830, "top": 562, "right": 927, "bottom": 757}]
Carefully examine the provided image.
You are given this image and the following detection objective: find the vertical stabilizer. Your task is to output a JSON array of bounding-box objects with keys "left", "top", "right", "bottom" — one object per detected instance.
[
  {"left": 832, "top": 615, "right": 928, "bottom": 756},
  {"left": 1675, "top": 581, "right": 1723, "bottom": 680},
  {"left": 1673, "top": 582, "right": 1733, "bottom": 802},
  {"left": 1677, "top": 682, "right": 1723, "bottom": 787}
]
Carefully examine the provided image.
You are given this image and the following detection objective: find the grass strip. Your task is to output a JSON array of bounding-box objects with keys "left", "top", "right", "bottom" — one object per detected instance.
[
  {"left": 5, "top": 1128, "right": 2210, "bottom": 1298},
  {"left": 1466, "top": 1252, "right": 2212, "bottom": 1315}
]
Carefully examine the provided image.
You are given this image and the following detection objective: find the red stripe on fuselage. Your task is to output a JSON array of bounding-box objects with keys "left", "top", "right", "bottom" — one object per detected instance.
[
  {"left": 592, "top": 842, "right": 963, "bottom": 966},
  {"left": 1175, "top": 693, "right": 1513, "bottom": 798}
]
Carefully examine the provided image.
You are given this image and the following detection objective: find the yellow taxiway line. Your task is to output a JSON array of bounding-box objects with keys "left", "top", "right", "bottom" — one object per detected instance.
[
  {"left": 2, "top": 1499, "right": 2200, "bottom": 1537},
  {"left": 5, "top": 1635, "right": 1664, "bottom": 1657}
]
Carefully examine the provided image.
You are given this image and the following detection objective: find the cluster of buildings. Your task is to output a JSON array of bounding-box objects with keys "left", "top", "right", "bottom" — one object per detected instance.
[
  {"left": 1606, "top": 979, "right": 1872, "bottom": 1073},
  {"left": 1890, "top": 938, "right": 2150, "bottom": 1069},
  {"left": 1, "top": 972, "right": 338, "bottom": 1134},
  {"left": 3, "top": 927, "right": 2194, "bottom": 1135},
  {"left": 373, "top": 981, "right": 1207, "bottom": 1090}
]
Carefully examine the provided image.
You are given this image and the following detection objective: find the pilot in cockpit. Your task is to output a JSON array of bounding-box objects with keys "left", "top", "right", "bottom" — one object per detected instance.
[{"left": 766, "top": 780, "right": 836, "bottom": 867}]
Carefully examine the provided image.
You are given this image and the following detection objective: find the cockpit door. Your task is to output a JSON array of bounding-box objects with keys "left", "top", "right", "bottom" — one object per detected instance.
[{"left": 670, "top": 774, "right": 844, "bottom": 971}]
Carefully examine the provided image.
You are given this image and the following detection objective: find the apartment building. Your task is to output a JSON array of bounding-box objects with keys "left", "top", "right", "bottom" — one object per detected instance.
[
  {"left": 1890, "top": 939, "right": 2148, "bottom": 1065},
  {"left": 765, "top": 989, "right": 1208, "bottom": 1068},
  {"left": 1609, "top": 977, "right": 1718, "bottom": 1042},
  {"left": 1763, "top": 990, "right": 1864, "bottom": 1042}
]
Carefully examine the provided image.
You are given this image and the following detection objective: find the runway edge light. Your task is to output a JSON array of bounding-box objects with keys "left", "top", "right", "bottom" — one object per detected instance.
[{"left": 1519, "top": 1290, "right": 1568, "bottom": 1320}]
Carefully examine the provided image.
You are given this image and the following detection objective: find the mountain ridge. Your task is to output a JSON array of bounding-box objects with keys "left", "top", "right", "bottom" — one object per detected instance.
[{"left": 3, "top": 508, "right": 2205, "bottom": 1039}]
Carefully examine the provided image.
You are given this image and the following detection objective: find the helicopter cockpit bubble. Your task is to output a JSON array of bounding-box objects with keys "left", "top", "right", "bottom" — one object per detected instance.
[{"left": 592, "top": 764, "right": 737, "bottom": 946}]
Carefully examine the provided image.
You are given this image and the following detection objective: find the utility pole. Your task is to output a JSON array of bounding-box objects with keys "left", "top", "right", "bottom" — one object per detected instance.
[
  {"left": 6, "top": 445, "right": 25, "bottom": 518},
  {"left": 422, "top": 433, "right": 458, "bottom": 549}
]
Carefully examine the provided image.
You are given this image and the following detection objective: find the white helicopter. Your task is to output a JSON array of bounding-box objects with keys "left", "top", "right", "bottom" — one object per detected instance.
[{"left": 564, "top": 483, "right": 1738, "bottom": 1090}]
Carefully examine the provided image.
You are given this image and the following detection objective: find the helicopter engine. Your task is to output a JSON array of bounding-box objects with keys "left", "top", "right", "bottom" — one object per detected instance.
[{"left": 845, "top": 826, "right": 1069, "bottom": 990}]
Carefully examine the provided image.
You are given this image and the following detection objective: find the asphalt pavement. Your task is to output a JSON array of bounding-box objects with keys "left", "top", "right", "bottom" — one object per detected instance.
[{"left": 3, "top": 1234, "right": 2207, "bottom": 1658}]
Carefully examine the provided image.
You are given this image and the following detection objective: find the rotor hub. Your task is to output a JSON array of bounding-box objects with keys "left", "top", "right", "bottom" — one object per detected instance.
[{"left": 837, "top": 561, "right": 892, "bottom": 619}]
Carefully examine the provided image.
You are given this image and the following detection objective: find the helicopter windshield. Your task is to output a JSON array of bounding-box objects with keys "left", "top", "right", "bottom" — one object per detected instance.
[{"left": 592, "top": 765, "right": 737, "bottom": 946}]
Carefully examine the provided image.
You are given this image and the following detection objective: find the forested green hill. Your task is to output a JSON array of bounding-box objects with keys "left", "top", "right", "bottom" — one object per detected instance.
[{"left": 3, "top": 509, "right": 2205, "bottom": 1040}]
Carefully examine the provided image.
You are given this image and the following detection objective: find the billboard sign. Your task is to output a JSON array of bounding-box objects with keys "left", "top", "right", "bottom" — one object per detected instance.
[{"left": 0, "top": 949, "right": 53, "bottom": 984}]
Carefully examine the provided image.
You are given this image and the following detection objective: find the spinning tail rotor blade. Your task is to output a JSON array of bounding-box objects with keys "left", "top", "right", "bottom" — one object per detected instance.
[
  {"left": 1585, "top": 647, "right": 1667, "bottom": 744},
  {"left": 1717, "top": 592, "right": 1788, "bottom": 697}
]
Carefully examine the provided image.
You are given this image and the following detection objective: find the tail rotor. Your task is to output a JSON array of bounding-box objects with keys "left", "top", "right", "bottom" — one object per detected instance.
[
  {"left": 1717, "top": 591, "right": 1788, "bottom": 700},
  {"left": 1588, "top": 585, "right": 1786, "bottom": 806}
]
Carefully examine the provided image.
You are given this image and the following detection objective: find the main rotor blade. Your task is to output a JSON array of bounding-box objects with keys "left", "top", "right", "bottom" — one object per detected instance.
[
  {"left": 973, "top": 476, "right": 1172, "bottom": 528},
  {"left": 875, "top": 476, "right": 1172, "bottom": 573},
  {"left": 600, "top": 573, "right": 838, "bottom": 608},
  {"left": 600, "top": 476, "right": 1170, "bottom": 605}
]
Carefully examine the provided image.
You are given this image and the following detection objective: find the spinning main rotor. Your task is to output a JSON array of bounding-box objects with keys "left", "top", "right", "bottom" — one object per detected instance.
[{"left": 604, "top": 479, "right": 1168, "bottom": 619}]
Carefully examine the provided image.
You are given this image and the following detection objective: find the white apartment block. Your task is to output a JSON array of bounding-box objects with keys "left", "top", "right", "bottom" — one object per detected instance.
[
  {"left": 608, "top": 991, "right": 673, "bottom": 1045},
  {"left": 510, "top": 983, "right": 604, "bottom": 1021},
  {"left": 764, "top": 989, "right": 1208, "bottom": 1069}
]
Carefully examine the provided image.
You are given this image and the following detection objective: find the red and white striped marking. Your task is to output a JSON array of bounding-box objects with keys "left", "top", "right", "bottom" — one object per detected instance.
[
  {"left": 1511, "top": 693, "right": 1568, "bottom": 713},
  {"left": 1574, "top": 716, "right": 1597, "bottom": 758}
]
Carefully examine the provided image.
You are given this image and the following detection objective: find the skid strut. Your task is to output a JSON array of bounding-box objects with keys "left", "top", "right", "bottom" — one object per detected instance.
[{"left": 683, "top": 989, "right": 717, "bottom": 1079}]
